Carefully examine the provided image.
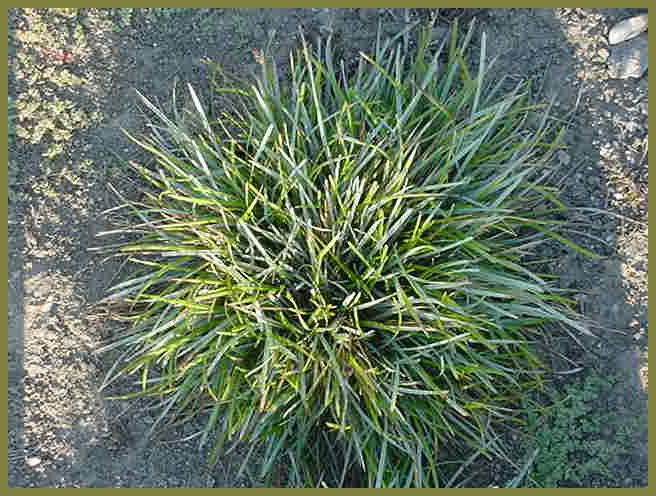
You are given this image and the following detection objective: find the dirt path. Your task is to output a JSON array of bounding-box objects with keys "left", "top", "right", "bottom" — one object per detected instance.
[{"left": 8, "top": 8, "right": 647, "bottom": 487}]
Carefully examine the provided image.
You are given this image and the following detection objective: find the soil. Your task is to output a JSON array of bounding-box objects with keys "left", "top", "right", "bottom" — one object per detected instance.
[{"left": 7, "top": 8, "right": 648, "bottom": 487}]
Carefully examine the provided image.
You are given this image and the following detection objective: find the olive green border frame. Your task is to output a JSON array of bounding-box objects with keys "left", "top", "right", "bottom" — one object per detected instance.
[{"left": 2, "top": 2, "right": 651, "bottom": 493}]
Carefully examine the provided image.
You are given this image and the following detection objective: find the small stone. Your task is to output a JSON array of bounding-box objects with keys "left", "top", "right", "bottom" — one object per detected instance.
[
  {"left": 26, "top": 456, "right": 41, "bottom": 467},
  {"left": 608, "top": 14, "right": 648, "bottom": 45},
  {"left": 608, "top": 33, "right": 648, "bottom": 79}
]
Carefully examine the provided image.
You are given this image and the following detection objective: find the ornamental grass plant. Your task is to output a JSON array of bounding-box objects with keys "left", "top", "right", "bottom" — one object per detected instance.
[{"left": 98, "top": 21, "right": 593, "bottom": 487}]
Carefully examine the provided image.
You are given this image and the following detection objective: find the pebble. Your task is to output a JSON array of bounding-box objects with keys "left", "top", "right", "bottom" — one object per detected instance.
[
  {"left": 608, "top": 14, "right": 648, "bottom": 45},
  {"left": 26, "top": 456, "right": 41, "bottom": 467},
  {"left": 608, "top": 33, "right": 648, "bottom": 79}
]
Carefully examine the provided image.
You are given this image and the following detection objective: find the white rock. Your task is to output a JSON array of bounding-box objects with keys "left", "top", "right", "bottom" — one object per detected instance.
[
  {"left": 609, "top": 14, "right": 648, "bottom": 45},
  {"left": 26, "top": 456, "right": 41, "bottom": 467}
]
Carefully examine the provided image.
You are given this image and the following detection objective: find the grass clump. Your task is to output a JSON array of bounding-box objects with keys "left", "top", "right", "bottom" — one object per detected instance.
[{"left": 99, "top": 22, "right": 592, "bottom": 487}]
